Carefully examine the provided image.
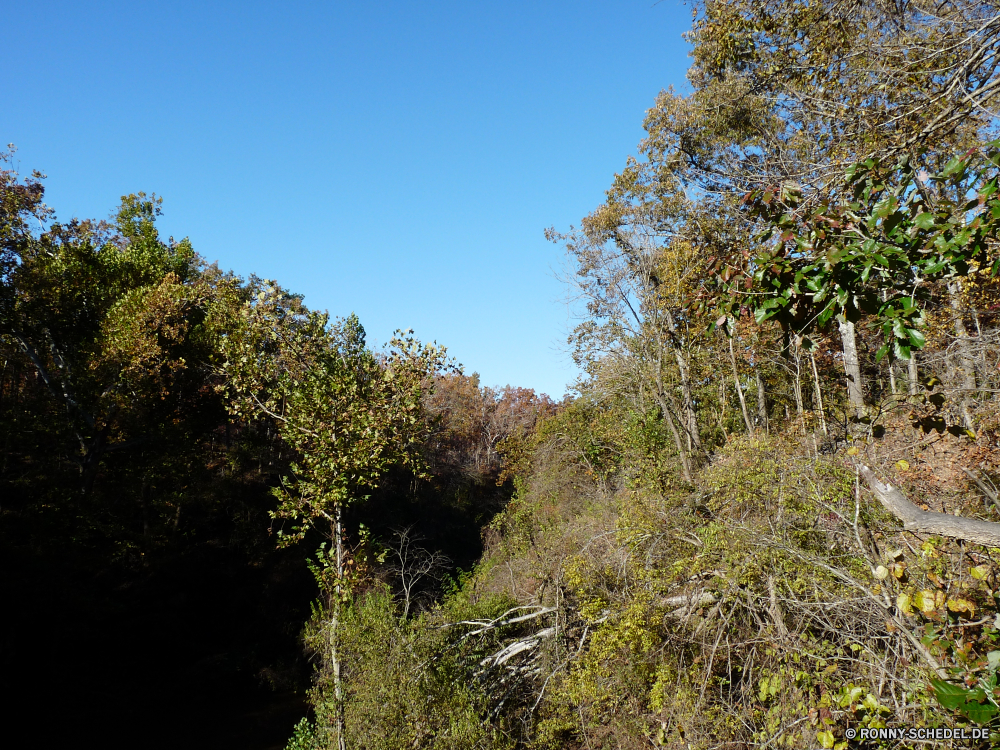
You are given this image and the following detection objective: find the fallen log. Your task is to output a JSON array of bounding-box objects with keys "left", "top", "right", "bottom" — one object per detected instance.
[{"left": 859, "top": 465, "right": 1000, "bottom": 548}]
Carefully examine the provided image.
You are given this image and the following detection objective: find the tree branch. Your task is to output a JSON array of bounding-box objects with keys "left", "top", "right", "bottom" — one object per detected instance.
[
  {"left": 961, "top": 467, "right": 1000, "bottom": 515},
  {"left": 859, "top": 465, "right": 1000, "bottom": 548}
]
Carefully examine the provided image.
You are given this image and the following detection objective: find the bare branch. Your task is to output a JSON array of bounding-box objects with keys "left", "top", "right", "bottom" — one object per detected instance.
[{"left": 859, "top": 464, "right": 1000, "bottom": 548}]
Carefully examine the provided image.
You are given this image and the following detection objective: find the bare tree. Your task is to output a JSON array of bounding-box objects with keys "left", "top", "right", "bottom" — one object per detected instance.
[
  {"left": 386, "top": 526, "right": 450, "bottom": 619},
  {"left": 552, "top": 214, "right": 715, "bottom": 480}
]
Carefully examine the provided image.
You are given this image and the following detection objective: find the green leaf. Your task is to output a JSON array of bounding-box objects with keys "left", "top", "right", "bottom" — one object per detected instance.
[
  {"left": 913, "top": 212, "right": 936, "bottom": 230},
  {"left": 941, "top": 155, "right": 967, "bottom": 178},
  {"left": 930, "top": 678, "right": 969, "bottom": 710},
  {"left": 908, "top": 329, "right": 927, "bottom": 348},
  {"left": 883, "top": 212, "right": 904, "bottom": 233},
  {"left": 874, "top": 197, "right": 896, "bottom": 219},
  {"left": 923, "top": 260, "right": 947, "bottom": 275},
  {"left": 963, "top": 702, "right": 998, "bottom": 725}
]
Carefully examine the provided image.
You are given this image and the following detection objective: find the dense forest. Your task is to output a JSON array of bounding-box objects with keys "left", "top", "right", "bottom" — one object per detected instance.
[{"left": 8, "top": 1, "right": 1000, "bottom": 748}]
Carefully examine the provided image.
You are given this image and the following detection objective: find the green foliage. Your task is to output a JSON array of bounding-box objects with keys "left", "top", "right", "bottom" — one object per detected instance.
[
  {"left": 297, "top": 583, "right": 515, "bottom": 749},
  {"left": 931, "top": 673, "right": 1000, "bottom": 727},
  {"left": 11, "top": 4, "right": 1000, "bottom": 745},
  {"left": 285, "top": 718, "right": 319, "bottom": 750},
  {"left": 464, "top": 414, "right": 1000, "bottom": 747},
  {"left": 735, "top": 144, "right": 1000, "bottom": 359},
  {"left": 222, "top": 290, "right": 448, "bottom": 543}
]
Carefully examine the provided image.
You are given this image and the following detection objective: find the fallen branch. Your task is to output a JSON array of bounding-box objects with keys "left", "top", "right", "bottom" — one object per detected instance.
[
  {"left": 446, "top": 605, "right": 556, "bottom": 637},
  {"left": 859, "top": 465, "right": 1000, "bottom": 548},
  {"left": 480, "top": 627, "right": 556, "bottom": 668},
  {"left": 659, "top": 591, "right": 719, "bottom": 618}
]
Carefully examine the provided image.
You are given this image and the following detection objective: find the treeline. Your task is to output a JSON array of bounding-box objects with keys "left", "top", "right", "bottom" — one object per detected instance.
[{"left": 0, "top": 156, "right": 552, "bottom": 748}]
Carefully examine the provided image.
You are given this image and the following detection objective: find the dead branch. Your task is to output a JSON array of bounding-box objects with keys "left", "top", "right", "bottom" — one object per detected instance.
[
  {"left": 961, "top": 467, "right": 1000, "bottom": 515},
  {"left": 859, "top": 465, "right": 1000, "bottom": 548}
]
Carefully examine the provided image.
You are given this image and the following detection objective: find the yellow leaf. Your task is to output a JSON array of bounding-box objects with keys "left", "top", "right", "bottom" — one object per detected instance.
[
  {"left": 897, "top": 593, "right": 913, "bottom": 615},
  {"left": 913, "top": 589, "right": 937, "bottom": 613},
  {"left": 874, "top": 565, "right": 889, "bottom": 580},
  {"left": 847, "top": 446, "right": 859, "bottom": 456},
  {"left": 817, "top": 730, "right": 835, "bottom": 749},
  {"left": 896, "top": 459, "right": 910, "bottom": 471},
  {"left": 947, "top": 597, "right": 976, "bottom": 616},
  {"left": 971, "top": 565, "right": 988, "bottom": 580}
]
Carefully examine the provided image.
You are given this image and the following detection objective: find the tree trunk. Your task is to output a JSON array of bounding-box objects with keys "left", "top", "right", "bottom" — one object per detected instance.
[
  {"left": 649, "top": 346, "right": 693, "bottom": 482},
  {"left": 665, "top": 311, "right": 701, "bottom": 452},
  {"left": 674, "top": 349, "right": 701, "bottom": 451},
  {"left": 907, "top": 351, "right": 920, "bottom": 396},
  {"left": 755, "top": 371, "right": 768, "bottom": 434},
  {"left": 860, "top": 465, "right": 1000, "bottom": 547},
  {"left": 972, "top": 307, "right": 988, "bottom": 385},
  {"left": 838, "top": 318, "right": 865, "bottom": 415},
  {"left": 810, "top": 352, "right": 828, "bottom": 436},
  {"left": 948, "top": 282, "right": 977, "bottom": 429},
  {"left": 718, "top": 377, "right": 730, "bottom": 442},
  {"left": 729, "top": 335, "right": 754, "bottom": 433},
  {"left": 659, "top": 397, "right": 692, "bottom": 483},
  {"left": 791, "top": 344, "right": 806, "bottom": 434},
  {"left": 331, "top": 511, "right": 347, "bottom": 750},
  {"left": 881, "top": 291, "right": 898, "bottom": 398}
]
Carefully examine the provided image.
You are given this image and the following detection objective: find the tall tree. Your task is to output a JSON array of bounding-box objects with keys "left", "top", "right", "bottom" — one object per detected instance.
[
  {"left": 553, "top": 214, "right": 714, "bottom": 479},
  {"left": 221, "top": 287, "right": 446, "bottom": 749}
]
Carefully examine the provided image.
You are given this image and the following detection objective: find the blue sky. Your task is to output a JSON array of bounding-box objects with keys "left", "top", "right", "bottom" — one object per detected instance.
[{"left": 4, "top": 0, "right": 693, "bottom": 398}]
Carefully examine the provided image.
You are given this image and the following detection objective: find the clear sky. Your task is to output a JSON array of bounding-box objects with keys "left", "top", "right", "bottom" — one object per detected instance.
[{"left": 4, "top": 0, "right": 693, "bottom": 399}]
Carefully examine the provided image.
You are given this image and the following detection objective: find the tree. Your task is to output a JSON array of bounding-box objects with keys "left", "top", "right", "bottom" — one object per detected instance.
[
  {"left": 1, "top": 149, "right": 232, "bottom": 497},
  {"left": 726, "top": 142, "right": 1000, "bottom": 422},
  {"left": 860, "top": 464, "right": 1000, "bottom": 548},
  {"left": 588, "top": 2, "right": 1000, "bottom": 418},
  {"left": 684, "top": 0, "right": 1000, "bottom": 189},
  {"left": 552, "top": 199, "right": 724, "bottom": 480},
  {"left": 221, "top": 287, "right": 446, "bottom": 749},
  {"left": 386, "top": 526, "right": 450, "bottom": 620}
]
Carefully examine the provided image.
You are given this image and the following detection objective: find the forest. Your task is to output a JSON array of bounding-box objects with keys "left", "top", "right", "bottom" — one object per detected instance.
[{"left": 7, "top": 1, "right": 1000, "bottom": 749}]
